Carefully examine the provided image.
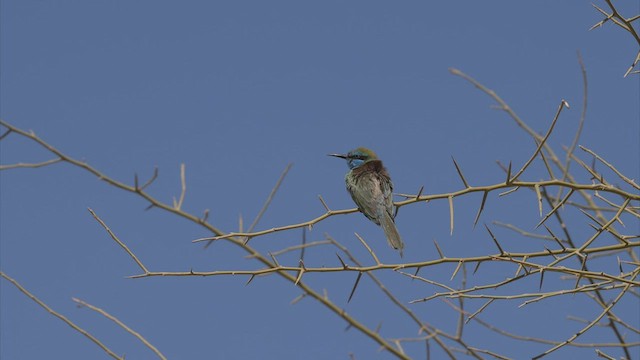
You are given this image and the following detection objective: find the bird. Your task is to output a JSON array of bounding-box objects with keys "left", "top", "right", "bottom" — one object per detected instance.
[{"left": 329, "top": 147, "right": 404, "bottom": 256}]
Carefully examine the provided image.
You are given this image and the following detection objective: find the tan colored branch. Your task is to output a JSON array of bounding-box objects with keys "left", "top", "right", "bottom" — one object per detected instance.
[
  {"left": 0, "top": 272, "right": 124, "bottom": 359},
  {"left": 72, "top": 297, "right": 167, "bottom": 360}
]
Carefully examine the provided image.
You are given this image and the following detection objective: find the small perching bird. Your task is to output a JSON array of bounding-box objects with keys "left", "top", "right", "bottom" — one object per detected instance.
[{"left": 329, "top": 147, "right": 404, "bottom": 256}]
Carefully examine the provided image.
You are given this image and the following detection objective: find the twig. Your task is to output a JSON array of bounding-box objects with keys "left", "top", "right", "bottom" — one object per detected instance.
[
  {"left": 173, "top": 163, "right": 187, "bottom": 210},
  {"left": 355, "top": 233, "right": 381, "bottom": 265},
  {"left": 532, "top": 269, "right": 639, "bottom": 359},
  {"left": 510, "top": 100, "right": 569, "bottom": 182},
  {"left": 0, "top": 120, "right": 415, "bottom": 359},
  {"left": 560, "top": 52, "right": 588, "bottom": 187},
  {"left": 73, "top": 297, "right": 167, "bottom": 360},
  {"left": 244, "top": 163, "right": 293, "bottom": 243},
  {"left": 0, "top": 157, "right": 63, "bottom": 170},
  {"left": 88, "top": 208, "right": 149, "bottom": 274},
  {"left": 580, "top": 145, "right": 639, "bottom": 190},
  {"left": 1, "top": 272, "right": 124, "bottom": 360}
]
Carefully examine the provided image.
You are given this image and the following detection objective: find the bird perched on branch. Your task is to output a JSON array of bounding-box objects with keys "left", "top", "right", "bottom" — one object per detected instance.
[{"left": 329, "top": 147, "right": 404, "bottom": 256}]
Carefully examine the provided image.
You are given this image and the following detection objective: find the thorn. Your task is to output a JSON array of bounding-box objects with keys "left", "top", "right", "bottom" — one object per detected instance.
[
  {"left": 578, "top": 208, "right": 602, "bottom": 226},
  {"left": 201, "top": 209, "right": 210, "bottom": 223},
  {"left": 336, "top": 253, "right": 348, "bottom": 269},
  {"left": 433, "top": 239, "right": 444, "bottom": 259},
  {"left": 536, "top": 189, "right": 574, "bottom": 229},
  {"left": 496, "top": 160, "right": 508, "bottom": 173},
  {"left": 347, "top": 272, "right": 363, "bottom": 303},
  {"left": 318, "top": 195, "right": 331, "bottom": 212},
  {"left": 465, "top": 299, "right": 493, "bottom": 324},
  {"left": 543, "top": 225, "right": 566, "bottom": 251},
  {"left": 290, "top": 293, "right": 306, "bottom": 305},
  {"left": 499, "top": 186, "right": 519, "bottom": 197},
  {"left": 579, "top": 253, "right": 588, "bottom": 271},
  {"left": 245, "top": 274, "right": 255, "bottom": 286},
  {"left": 534, "top": 184, "right": 543, "bottom": 217},
  {"left": 0, "top": 129, "right": 12, "bottom": 140},
  {"left": 587, "top": 223, "right": 599, "bottom": 231},
  {"left": 473, "top": 261, "right": 482, "bottom": 275},
  {"left": 574, "top": 271, "right": 583, "bottom": 291},
  {"left": 294, "top": 268, "right": 304, "bottom": 286},
  {"left": 544, "top": 247, "right": 558, "bottom": 260},
  {"left": 375, "top": 322, "right": 382, "bottom": 334},
  {"left": 450, "top": 261, "right": 463, "bottom": 281},
  {"left": 473, "top": 191, "right": 489, "bottom": 228},
  {"left": 451, "top": 157, "right": 470, "bottom": 188},
  {"left": 484, "top": 224, "right": 505, "bottom": 256},
  {"left": 268, "top": 252, "right": 280, "bottom": 267},
  {"left": 140, "top": 166, "right": 159, "bottom": 190},
  {"left": 514, "top": 263, "right": 524, "bottom": 277},
  {"left": 300, "top": 228, "right": 307, "bottom": 262},
  {"left": 448, "top": 195, "right": 454, "bottom": 236},
  {"left": 617, "top": 256, "right": 623, "bottom": 274}
]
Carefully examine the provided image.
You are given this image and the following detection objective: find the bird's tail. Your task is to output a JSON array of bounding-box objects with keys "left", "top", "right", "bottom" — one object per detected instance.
[{"left": 379, "top": 210, "right": 404, "bottom": 257}]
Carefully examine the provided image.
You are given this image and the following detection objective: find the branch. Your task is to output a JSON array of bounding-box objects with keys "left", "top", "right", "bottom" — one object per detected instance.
[
  {"left": 0, "top": 157, "right": 62, "bottom": 170},
  {"left": 1, "top": 272, "right": 124, "bottom": 359},
  {"left": 73, "top": 297, "right": 167, "bottom": 360},
  {"left": 0, "top": 120, "right": 411, "bottom": 359}
]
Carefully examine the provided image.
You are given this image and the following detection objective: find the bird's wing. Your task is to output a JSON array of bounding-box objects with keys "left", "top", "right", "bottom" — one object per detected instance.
[
  {"left": 347, "top": 160, "right": 394, "bottom": 224},
  {"left": 346, "top": 175, "right": 379, "bottom": 223},
  {"left": 370, "top": 160, "right": 395, "bottom": 219},
  {"left": 380, "top": 171, "right": 395, "bottom": 219}
]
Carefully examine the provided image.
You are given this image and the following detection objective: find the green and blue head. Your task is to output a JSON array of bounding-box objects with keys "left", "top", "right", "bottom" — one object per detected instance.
[{"left": 329, "top": 147, "right": 379, "bottom": 170}]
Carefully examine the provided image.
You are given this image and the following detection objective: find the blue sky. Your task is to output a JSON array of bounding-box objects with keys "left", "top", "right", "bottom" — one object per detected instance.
[{"left": 1, "top": 1, "right": 639, "bottom": 359}]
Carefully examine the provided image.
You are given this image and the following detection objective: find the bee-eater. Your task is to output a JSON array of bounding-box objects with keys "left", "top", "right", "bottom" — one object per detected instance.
[{"left": 329, "top": 147, "right": 404, "bottom": 256}]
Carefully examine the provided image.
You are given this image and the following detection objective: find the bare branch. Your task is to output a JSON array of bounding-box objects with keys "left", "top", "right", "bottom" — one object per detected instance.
[
  {"left": 88, "top": 208, "right": 149, "bottom": 274},
  {"left": 73, "top": 298, "right": 167, "bottom": 360},
  {"left": 1, "top": 272, "right": 124, "bottom": 360}
]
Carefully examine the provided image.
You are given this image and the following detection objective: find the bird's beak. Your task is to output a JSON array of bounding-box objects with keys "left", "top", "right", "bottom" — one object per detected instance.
[{"left": 328, "top": 153, "right": 348, "bottom": 159}]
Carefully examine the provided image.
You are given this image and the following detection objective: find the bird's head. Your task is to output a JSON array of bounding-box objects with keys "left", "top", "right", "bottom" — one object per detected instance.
[{"left": 329, "top": 147, "right": 379, "bottom": 170}]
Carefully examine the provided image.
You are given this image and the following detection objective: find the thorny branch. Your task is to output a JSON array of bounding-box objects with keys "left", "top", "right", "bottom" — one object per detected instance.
[
  {"left": 72, "top": 297, "right": 167, "bottom": 360},
  {"left": 0, "top": 120, "right": 417, "bottom": 359},
  {"left": 0, "top": 272, "right": 125, "bottom": 360},
  {"left": 590, "top": 0, "right": 640, "bottom": 76},
  {"left": 3, "top": 16, "right": 639, "bottom": 355},
  {"left": 3, "top": 109, "right": 638, "bottom": 358}
]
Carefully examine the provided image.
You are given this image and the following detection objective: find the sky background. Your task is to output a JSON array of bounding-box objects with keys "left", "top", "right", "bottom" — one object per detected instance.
[{"left": 1, "top": 1, "right": 639, "bottom": 359}]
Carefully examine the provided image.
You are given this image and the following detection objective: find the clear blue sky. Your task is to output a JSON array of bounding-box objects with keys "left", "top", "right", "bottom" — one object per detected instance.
[{"left": 2, "top": 1, "right": 638, "bottom": 359}]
